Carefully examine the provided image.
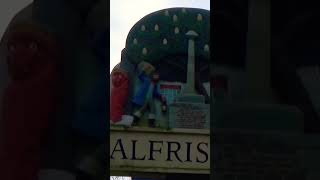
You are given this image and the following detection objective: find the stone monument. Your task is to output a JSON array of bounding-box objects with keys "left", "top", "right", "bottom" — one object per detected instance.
[{"left": 169, "top": 30, "right": 210, "bottom": 129}]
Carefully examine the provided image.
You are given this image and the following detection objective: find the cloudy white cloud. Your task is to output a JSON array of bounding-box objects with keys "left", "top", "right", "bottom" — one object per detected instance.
[{"left": 110, "top": 0, "right": 210, "bottom": 72}]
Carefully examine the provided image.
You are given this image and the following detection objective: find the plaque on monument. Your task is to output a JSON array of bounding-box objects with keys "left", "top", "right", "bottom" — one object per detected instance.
[{"left": 169, "top": 102, "right": 209, "bottom": 129}]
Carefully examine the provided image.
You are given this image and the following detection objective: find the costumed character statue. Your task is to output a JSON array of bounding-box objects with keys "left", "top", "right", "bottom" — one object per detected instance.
[
  {"left": 1, "top": 0, "right": 109, "bottom": 179},
  {"left": 0, "top": 22, "right": 61, "bottom": 180},
  {"left": 132, "top": 61, "right": 167, "bottom": 127},
  {"left": 110, "top": 66, "right": 131, "bottom": 124},
  {"left": 109, "top": 48, "right": 137, "bottom": 126}
]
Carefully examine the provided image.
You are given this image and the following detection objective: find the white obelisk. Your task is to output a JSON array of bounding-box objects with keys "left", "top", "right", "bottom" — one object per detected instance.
[{"left": 177, "top": 30, "right": 204, "bottom": 103}]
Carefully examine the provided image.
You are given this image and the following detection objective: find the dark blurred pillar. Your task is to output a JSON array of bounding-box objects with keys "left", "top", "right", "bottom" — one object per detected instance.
[{"left": 246, "top": 0, "right": 272, "bottom": 103}]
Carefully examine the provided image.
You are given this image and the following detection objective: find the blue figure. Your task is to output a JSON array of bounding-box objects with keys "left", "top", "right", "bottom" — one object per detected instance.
[{"left": 132, "top": 63, "right": 167, "bottom": 127}]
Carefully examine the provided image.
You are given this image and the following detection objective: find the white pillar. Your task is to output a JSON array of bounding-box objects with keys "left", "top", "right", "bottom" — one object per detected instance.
[{"left": 184, "top": 30, "right": 198, "bottom": 95}]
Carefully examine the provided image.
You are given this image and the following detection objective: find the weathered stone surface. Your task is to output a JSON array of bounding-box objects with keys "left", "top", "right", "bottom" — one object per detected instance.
[{"left": 169, "top": 102, "right": 209, "bottom": 129}]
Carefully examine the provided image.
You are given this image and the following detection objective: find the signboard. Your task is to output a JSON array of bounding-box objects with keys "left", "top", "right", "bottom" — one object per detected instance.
[
  {"left": 110, "top": 127, "right": 210, "bottom": 175},
  {"left": 110, "top": 7, "right": 210, "bottom": 177}
]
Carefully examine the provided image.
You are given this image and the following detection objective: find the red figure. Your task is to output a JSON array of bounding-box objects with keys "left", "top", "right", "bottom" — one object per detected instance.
[
  {"left": 0, "top": 23, "right": 61, "bottom": 180},
  {"left": 110, "top": 68, "right": 129, "bottom": 123}
]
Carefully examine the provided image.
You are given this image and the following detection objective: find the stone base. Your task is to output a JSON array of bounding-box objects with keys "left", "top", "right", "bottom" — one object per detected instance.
[{"left": 176, "top": 94, "right": 205, "bottom": 103}]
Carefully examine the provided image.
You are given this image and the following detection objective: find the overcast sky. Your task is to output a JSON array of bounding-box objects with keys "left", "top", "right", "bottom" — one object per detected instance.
[{"left": 110, "top": 0, "right": 210, "bottom": 72}]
